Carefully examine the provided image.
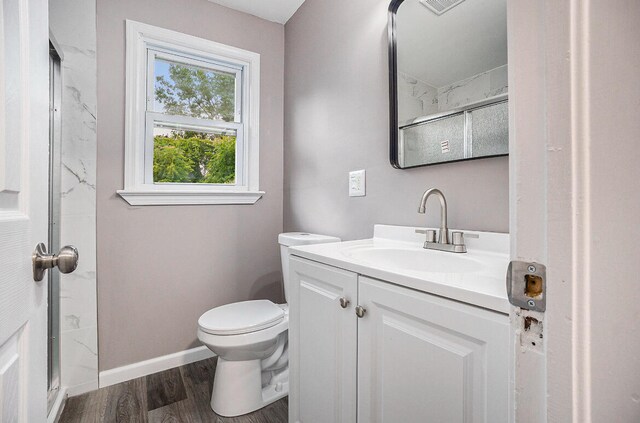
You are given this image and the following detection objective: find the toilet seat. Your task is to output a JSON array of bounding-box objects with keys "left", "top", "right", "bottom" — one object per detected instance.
[{"left": 198, "top": 300, "right": 285, "bottom": 336}]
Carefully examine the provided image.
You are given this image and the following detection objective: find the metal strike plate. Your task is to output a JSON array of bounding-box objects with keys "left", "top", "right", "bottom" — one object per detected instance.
[{"left": 506, "top": 261, "right": 546, "bottom": 312}]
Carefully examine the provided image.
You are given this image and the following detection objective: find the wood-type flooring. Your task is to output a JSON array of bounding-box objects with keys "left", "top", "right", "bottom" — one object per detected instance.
[{"left": 58, "top": 357, "right": 288, "bottom": 423}]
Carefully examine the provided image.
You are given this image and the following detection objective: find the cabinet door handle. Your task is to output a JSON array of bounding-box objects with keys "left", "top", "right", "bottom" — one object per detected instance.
[
  {"left": 355, "top": 305, "right": 366, "bottom": 318},
  {"left": 339, "top": 297, "right": 350, "bottom": 308}
]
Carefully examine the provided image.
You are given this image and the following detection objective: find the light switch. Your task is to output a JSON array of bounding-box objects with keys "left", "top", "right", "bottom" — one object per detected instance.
[{"left": 349, "top": 169, "right": 366, "bottom": 197}]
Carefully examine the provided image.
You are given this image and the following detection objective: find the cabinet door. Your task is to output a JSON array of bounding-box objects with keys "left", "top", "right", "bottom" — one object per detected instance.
[
  {"left": 357, "top": 276, "right": 510, "bottom": 423},
  {"left": 289, "top": 257, "right": 358, "bottom": 423}
]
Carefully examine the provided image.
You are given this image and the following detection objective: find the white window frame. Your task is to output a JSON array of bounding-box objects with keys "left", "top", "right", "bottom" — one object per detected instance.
[{"left": 118, "top": 20, "right": 263, "bottom": 206}]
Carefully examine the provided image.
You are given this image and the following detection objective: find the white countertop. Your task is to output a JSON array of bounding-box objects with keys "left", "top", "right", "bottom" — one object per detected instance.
[{"left": 290, "top": 225, "right": 511, "bottom": 314}]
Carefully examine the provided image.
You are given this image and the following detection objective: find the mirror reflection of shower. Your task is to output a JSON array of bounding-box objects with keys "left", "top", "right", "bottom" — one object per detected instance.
[{"left": 391, "top": 0, "right": 509, "bottom": 168}]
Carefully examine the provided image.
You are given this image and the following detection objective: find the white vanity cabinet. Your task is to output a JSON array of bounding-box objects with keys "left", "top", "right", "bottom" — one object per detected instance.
[
  {"left": 289, "top": 256, "right": 510, "bottom": 423},
  {"left": 289, "top": 256, "right": 358, "bottom": 423},
  {"left": 357, "top": 276, "right": 510, "bottom": 422}
]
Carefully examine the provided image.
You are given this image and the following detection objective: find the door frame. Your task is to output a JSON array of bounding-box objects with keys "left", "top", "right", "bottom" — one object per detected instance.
[{"left": 509, "top": 0, "right": 593, "bottom": 421}]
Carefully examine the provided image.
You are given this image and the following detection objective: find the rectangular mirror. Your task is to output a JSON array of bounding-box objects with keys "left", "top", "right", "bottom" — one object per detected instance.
[{"left": 389, "top": 0, "right": 508, "bottom": 168}]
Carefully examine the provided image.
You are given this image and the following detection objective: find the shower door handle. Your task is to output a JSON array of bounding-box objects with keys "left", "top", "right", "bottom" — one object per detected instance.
[{"left": 32, "top": 243, "right": 79, "bottom": 281}]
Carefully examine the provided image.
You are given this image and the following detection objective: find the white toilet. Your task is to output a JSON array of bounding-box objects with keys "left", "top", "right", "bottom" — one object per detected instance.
[{"left": 197, "top": 232, "right": 340, "bottom": 417}]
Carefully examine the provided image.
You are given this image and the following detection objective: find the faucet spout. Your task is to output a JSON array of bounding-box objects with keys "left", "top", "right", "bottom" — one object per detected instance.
[{"left": 418, "top": 188, "right": 449, "bottom": 244}]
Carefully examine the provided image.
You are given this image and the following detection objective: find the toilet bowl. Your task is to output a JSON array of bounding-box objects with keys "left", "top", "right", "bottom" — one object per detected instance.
[{"left": 197, "top": 232, "right": 340, "bottom": 417}]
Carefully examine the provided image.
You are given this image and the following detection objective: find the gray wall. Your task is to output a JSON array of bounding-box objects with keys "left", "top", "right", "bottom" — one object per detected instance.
[
  {"left": 97, "top": 0, "right": 284, "bottom": 371},
  {"left": 283, "top": 0, "right": 509, "bottom": 240}
]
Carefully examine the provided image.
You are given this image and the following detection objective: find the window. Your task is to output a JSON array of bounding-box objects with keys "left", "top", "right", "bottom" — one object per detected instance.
[{"left": 118, "top": 21, "right": 262, "bottom": 205}]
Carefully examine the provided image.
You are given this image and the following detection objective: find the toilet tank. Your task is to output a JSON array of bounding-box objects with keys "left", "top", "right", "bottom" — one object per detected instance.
[{"left": 278, "top": 232, "right": 341, "bottom": 303}]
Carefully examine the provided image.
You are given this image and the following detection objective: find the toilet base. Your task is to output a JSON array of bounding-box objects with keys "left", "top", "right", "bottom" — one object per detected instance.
[{"left": 211, "top": 357, "right": 289, "bottom": 417}]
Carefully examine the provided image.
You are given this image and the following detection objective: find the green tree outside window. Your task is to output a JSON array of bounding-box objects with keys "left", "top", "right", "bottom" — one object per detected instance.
[{"left": 153, "top": 62, "right": 237, "bottom": 184}]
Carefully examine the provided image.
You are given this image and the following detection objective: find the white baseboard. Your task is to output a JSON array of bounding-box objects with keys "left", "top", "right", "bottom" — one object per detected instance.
[
  {"left": 65, "top": 380, "right": 98, "bottom": 397},
  {"left": 47, "top": 387, "right": 67, "bottom": 423},
  {"left": 99, "top": 346, "right": 215, "bottom": 389}
]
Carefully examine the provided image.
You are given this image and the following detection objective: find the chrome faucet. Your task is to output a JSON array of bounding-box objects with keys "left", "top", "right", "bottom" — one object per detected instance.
[{"left": 417, "top": 188, "right": 476, "bottom": 253}]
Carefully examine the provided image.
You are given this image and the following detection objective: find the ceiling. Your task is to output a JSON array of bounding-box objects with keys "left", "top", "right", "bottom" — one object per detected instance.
[
  {"left": 396, "top": 0, "right": 507, "bottom": 87},
  {"left": 207, "top": 0, "right": 306, "bottom": 24}
]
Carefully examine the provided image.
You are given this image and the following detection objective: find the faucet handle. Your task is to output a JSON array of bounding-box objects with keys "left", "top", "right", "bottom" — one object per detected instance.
[
  {"left": 451, "top": 231, "right": 480, "bottom": 246},
  {"left": 451, "top": 231, "right": 465, "bottom": 246},
  {"left": 415, "top": 228, "right": 437, "bottom": 243}
]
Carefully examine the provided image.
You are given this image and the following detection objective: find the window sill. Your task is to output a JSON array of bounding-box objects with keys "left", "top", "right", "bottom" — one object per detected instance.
[{"left": 116, "top": 189, "right": 265, "bottom": 206}]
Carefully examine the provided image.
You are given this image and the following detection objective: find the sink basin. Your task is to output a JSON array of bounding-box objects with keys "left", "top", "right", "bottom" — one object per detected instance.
[{"left": 342, "top": 246, "right": 484, "bottom": 274}]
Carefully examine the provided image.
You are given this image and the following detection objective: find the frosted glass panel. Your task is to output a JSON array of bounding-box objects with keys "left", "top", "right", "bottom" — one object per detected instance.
[
  {"left": 470, "top": 101, "right": 508, "bottom": 157},
  {"left": 398, "top": 99, "right": 508, "bottom": 167},
  {"left": 400, "top": 113, "right": 465, "bottom": 167}
]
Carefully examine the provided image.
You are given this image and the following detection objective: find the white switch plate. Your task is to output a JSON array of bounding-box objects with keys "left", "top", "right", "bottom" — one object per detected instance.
[{"left": 349, "top": 169, "right": 366, "bottom": 197}]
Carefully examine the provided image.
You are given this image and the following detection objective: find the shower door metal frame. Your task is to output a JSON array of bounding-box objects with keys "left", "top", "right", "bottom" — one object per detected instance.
[{"left": 47, "top": 39, "right": 63, "bottom": 412}]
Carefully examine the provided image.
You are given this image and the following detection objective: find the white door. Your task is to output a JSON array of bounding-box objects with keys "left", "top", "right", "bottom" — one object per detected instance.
[
  {"left": 0, "top": 0, "right": 50, "bottom": 420},
  {"left": 357, "top": 276, "right": 510, "bottom": 423},
  {"left": 289, "top": 257, "right": 358, "bottom": 423}
]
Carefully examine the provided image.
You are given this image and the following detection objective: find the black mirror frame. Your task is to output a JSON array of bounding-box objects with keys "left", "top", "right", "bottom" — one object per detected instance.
[
  {"left": 387, "top": 0, "right": 509, "bottom": 169},
  {"left": 388, "top": 0, "right": 403, "bottom": 169}
]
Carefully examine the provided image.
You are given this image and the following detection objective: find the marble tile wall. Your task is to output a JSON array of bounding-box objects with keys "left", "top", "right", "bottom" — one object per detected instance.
[
  {"left": 397, "top": 65, "right": 508, "bottom": 123},
  {"left": 397, "top": 72, "right": 438, "bottom": 125},
  {"left": 49, "top": 0, "right": 98, "bottom": 396},
  {"left": 437, "top": 65, "right": 508, "bottom": 112}
]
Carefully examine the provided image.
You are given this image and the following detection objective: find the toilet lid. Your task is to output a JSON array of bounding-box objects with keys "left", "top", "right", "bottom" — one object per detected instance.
[{"left": 198, "top": 300, "right": 285, "bottom": 336}]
